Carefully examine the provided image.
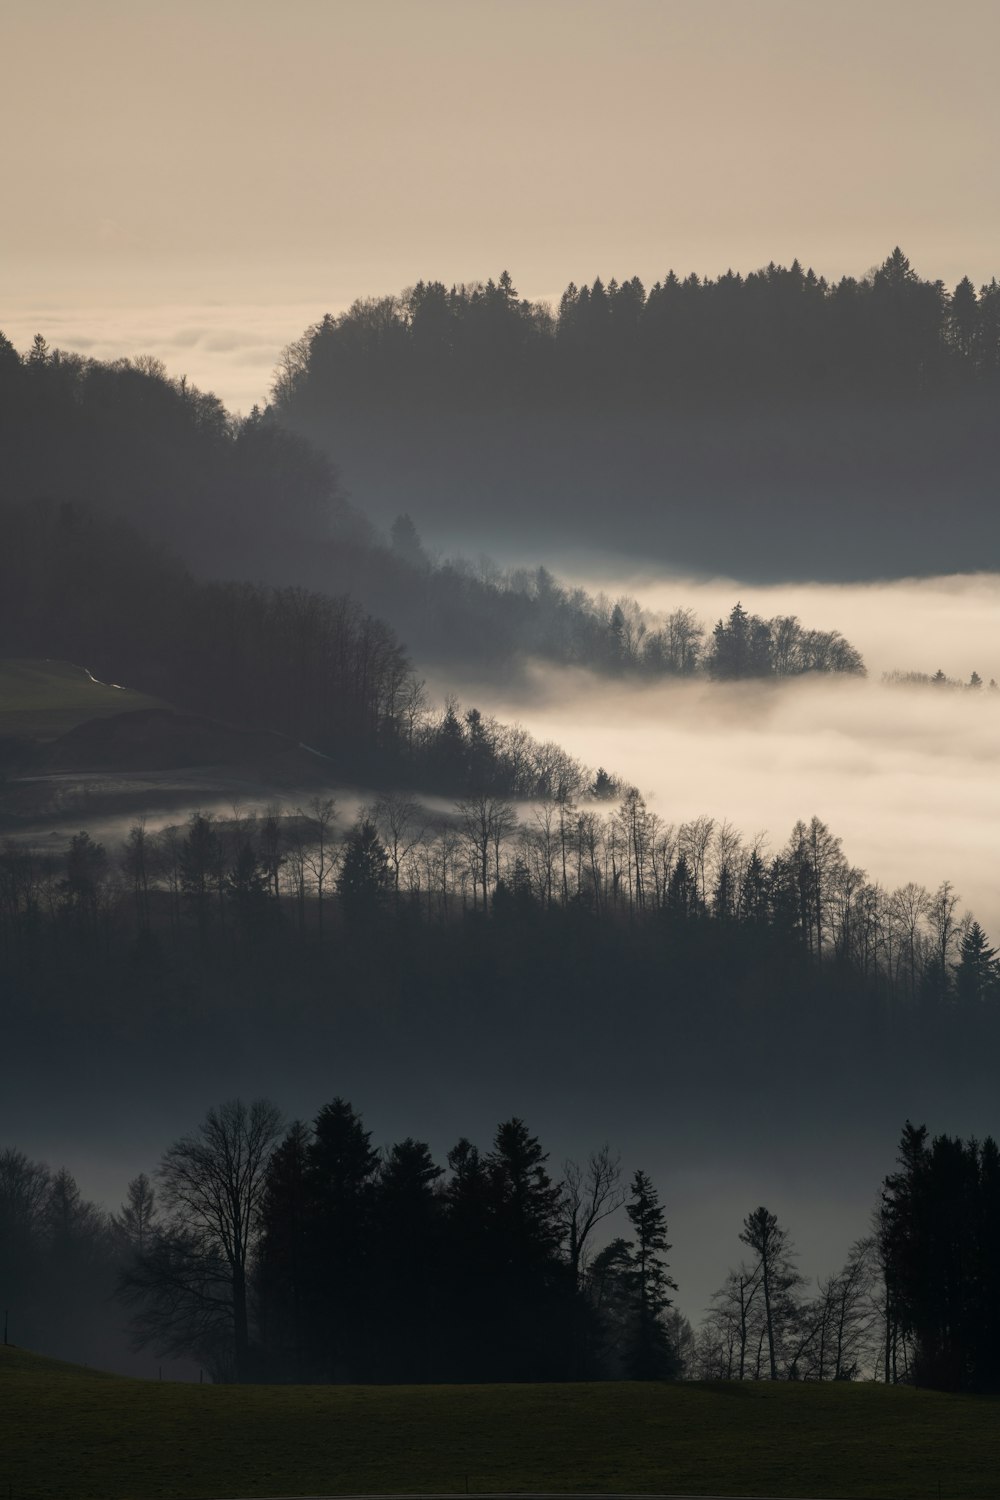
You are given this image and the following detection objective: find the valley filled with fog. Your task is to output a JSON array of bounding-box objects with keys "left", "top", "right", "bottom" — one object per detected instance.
[{"left": 435, "top": 568, "right": 1000, "bottom": 934}]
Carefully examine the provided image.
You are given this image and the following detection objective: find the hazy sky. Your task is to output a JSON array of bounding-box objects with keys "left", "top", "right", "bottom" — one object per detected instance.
[{"left": 4, "top": 0, "right": 1000, "bottom": 410}]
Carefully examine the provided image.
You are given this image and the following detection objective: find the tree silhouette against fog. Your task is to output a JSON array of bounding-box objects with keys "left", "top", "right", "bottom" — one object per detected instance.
[
  {"left": 739, "top": 1207, "right": 803, "bottom": 1381},
  {"left": 121, "top": 1098, "right": 282, "bottom": 1382}
]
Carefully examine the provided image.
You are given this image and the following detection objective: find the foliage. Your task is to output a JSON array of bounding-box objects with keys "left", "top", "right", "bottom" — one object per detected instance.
[
  {"left": 881, "top": 1123, "right": 1000, "bottom": 1391},
  {"left": 0, "top": 344, "right": 868, "bottom": 684}
]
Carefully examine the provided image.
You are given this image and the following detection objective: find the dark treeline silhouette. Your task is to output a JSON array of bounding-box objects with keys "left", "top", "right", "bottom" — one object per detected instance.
[
  {"left": 3, "top": 1106, "right": 679, "bottom": 1386},
  {"left": 3, "top": 799, "right": 998, "bottom": 1020},
  {"left": 123, "top": 1102, "right": 680, "bottom": 1385},
  {"left": 7, "top": 1113, "right": 993, "bottom": 1391},
  {"left": 275, "top": 254, "right": 1000, "bottom": 414},
  {"left": 0, "top": 329, "right": 868, "bottom": 683},
  {"left": 271, "top": 252, "right": 1000, "bottom": 578},
  {"left": 880, "top": 1123, "right": 1000, "bottom": 1392},
  {"left": 883, "top": 668, "right": 998, "bottom": 692}
]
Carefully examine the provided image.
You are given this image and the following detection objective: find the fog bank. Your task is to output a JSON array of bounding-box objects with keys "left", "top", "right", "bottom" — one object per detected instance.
[{"left": 433, "top": 570, "right": 1000, "bottom": 934}]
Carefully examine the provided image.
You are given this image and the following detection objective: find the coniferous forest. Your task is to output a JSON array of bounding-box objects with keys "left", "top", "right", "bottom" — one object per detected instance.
[{"left": 272, "top": 250, "right": 1000, "bottom": 577}]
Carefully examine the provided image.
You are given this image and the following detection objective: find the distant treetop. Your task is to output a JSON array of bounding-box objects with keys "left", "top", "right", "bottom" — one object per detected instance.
[{"left": 273, "top": 249, "right": 1000, "bottom": 414}]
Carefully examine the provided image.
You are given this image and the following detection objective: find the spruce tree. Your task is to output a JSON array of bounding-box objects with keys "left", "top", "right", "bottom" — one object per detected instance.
[
  {"left": 624, "top": 1169, "right": 678, "bottom": 1379},
  {"left": 337, "top": 820, "right": 389, "bottom": 922},
  {"left": 305, "top": 1100, "right": 379, "bottom": 1379},
  {"left": 955, "top": 921, "right": 999, "bottom": 1005}
]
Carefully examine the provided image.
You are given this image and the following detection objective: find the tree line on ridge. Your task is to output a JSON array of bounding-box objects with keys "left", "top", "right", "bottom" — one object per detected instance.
[{"left": 4, "top": 1110, "right": 996, "bottom": 1394}]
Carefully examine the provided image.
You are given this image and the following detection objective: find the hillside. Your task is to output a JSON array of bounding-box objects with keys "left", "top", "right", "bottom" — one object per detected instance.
[
  {"left": 0, "top": 659, "right": 169, "bottom": 742},
  {"left": 0, "top": 661, "right": 337, "bottom": 833},
  {"left": 2, "top": 1345, "right": 999, "bottom": 1499},
  {"left": 42, "top": 707, "right": 329, "bottom": 778}
]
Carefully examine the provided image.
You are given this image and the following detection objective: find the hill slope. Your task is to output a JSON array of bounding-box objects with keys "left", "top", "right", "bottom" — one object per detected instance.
[
  {"left": 0, "top": 659, "right": 170, "bottom": 741},
  {"left": 2, "top": 1346, "right": 998, "bottom": 1500}
]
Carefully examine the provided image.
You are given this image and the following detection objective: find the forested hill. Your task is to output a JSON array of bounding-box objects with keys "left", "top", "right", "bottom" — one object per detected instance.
[
  {"left": 0, "top": 337, "right": 864, "bottom": 682},
  {"left": 271, "top": 250, "right": 1000, "bottom": 578},
  {"left": 0, "top": 502, "right": 595, "bottom": 799}
]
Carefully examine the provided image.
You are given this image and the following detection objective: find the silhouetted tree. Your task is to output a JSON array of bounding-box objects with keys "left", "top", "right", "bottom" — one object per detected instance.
[
  {"left": 122, "top": 1098, "right": 282, "bottom": 1382},
  {"left": 739, "top": 1206, "right": 802, "bottom": 1380},
  {"left": 623, "top": 1169, "right": 678, "bottom": 1379},
  {"left": 337, "top": 820, "right": 390, "bottom": 923},
  {"left": 955, "top": 921, "right": 999, "bottom": 1005}
]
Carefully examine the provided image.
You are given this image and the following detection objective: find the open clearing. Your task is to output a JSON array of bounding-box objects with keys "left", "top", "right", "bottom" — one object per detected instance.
[
  {"left": 0, "top": 658, "right": 169, "bottom": 741},
  {"left": 2, "top": 1346, "right": 998, "bottom": 1500}
]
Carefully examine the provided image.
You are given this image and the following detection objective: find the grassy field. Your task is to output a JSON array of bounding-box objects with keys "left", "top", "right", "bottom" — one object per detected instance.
[
  {"left": 2, "top": 1346, "right": 998, "bottom": 1500},
  {"left": 0, "top": 658, "right": 168, "bottom": 741}
]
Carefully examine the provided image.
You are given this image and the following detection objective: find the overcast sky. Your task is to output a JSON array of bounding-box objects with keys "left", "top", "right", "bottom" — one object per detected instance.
[{"left": 4, "top": 0, "right": 1000, "bottom": 409}]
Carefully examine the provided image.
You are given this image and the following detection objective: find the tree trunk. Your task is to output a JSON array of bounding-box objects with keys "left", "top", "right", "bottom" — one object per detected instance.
[
  {"left": 233, "top": 1261, "right": 249, "bottom": 1382},
  {"left": 762, "top": 1262, "right": 777, "bottom": 1379}
]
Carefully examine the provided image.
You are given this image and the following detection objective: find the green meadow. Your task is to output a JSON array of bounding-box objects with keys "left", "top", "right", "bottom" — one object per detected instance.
[
  {"left": 3, "top": 1345, "right": 998, "bottom": 1500},
  {"left": 0, "top": 658, "right": 167, "bottom": 741}
]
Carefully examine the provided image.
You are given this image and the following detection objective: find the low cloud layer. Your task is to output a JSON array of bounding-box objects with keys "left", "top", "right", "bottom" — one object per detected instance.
[
  {"left": 438, "top": 570, "right": 1000, "bottom": 936},
  {"left": 1, "top": 300, "right": 320, "bottom": 413}
]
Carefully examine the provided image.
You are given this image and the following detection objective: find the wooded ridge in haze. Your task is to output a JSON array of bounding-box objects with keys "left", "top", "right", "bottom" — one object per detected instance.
[
  {"left": 0, "top": 336, "right": 867, "bottom": 684},
  {"left": 272, "top": 250, "right": 1000, "bottom": 577}
]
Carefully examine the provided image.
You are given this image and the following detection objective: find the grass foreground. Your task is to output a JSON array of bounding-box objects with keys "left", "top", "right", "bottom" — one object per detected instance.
[
  {"left": 2, "top": 1346, "right": 999, "bottom": 1500},
  {"left": 0, "top": 658, "right": 168, "bottom": 741}
]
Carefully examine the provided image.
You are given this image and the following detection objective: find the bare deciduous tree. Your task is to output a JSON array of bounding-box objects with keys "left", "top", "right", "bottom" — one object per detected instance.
[
  {"left": 561, "top": 1145, "right": 625, "bottom": 1287},
  {"left": 123, "top": 1098, "right": 282, "bottom": 1381}
]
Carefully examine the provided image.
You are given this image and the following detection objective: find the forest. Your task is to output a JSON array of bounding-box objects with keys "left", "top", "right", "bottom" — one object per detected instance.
[
  {"left": 4, "top": 1107, "right": 998, "bottom": 1395},
  {"left": 269, "top": 250, "right": 1000, "bottom": 578},
  {"left": 3, "top": 798, "right": 997, "bottom": 1006},
  {"left": 0, "top": 336, "right": 866, "bottom": 683},
  {"left": 274, "top": 251, "right": 1000, "bottom": 413}
]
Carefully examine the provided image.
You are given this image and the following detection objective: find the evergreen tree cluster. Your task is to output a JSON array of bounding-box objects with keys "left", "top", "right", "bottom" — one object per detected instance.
[
  {"left": 117, "top": 1101, "right": 677, "bottom": 1385},
  {"left": 880, "top": 1123, "right": 1000, "bottom": 1391},
  {"left": 270, "top": 252, "right": 1000, "bottom": 580},
  {"left": 707, "top": 602, "right": 863, "bottom": 679},
  {"left": 274, "top": 252, "right": 1000, "bottom": 414}
]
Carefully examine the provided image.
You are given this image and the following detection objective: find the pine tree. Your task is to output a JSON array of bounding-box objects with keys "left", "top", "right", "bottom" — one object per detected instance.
[
  {"left": 225, "top": 842, "right": 272, "bottom": 932},
  {"left": 179, "top": 813, "right": 223, "bottom": 936},
  {"left": 373, "top": 1139, "right": 444, "bottom": 1380},
  {"left": 337, "top": 820, "right": 389, "bottom": 922},
  {"left": 623, "top": 1169, "right": 678, "bottom": 1379},
  {"left": 305, "top": 1100, "right": 380, "bottom": 1380},
  {"left": 115, "top": 1173, "right": 158, "bottom": 1255},
  {"left": 257, "top": 1121, "right": 312, "bottom": 1379},
  {"left": 389, "top": 513, "right": 428, "bottom": 569},
  {"left": 486, "top": 1119, "right": 571, "bottom": 1379},
  {"left": 955, "top": 921, "right": 999, "bottom": 1005}
]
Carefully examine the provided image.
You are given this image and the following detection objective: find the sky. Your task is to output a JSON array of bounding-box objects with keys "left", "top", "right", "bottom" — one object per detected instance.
[{"left": 4, "top": 0, "right": 1000, "bottom": 411}]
